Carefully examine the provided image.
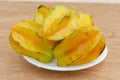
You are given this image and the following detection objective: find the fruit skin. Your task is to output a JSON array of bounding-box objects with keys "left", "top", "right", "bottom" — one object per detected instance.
[
  {"left": 37, "top": 23, "right": 58, "bottom": 50},
  {"left": 14, "top": 20, "right": 57, "bottom": 50},
  {"left": 11, "top": 26, "right": 47, "bottom": 53},
  {"left": 34, "top": 5, "right": 59, "bottom": 49},
  {"left": 43, "top": 5, "right": 68, "bottom": 34},
  {"left": 9, "top": 34, "right": 53, "bottom": 63},
  {"left": 34, "top": 5, "right": 50, "bottom": 26},
  {"left": 72, "top": 34, "right": 105, "bottom": 65},
  {"left": 38, "top": 5, "right": 50, "bottom": 12},
  {"left": 43, "top": 6, "right": 78, "bottom": 41},
  {"left": 43, "top": 5, "right": 69, "bottom": 40},
  {"left": 10, "top": 22, "right": 54, "bottom": 63},
  {"left": 77, "top": 12, "right": 94, "bottom": 29},
  {"left": 13, "top": 20, "right": 41, "bottom": 33},
  {"left": 38, "top": 27, "right": 58, "bottom": 49},
  {"left": 53, "top": 27, "right": 102, "bottom": 66}
]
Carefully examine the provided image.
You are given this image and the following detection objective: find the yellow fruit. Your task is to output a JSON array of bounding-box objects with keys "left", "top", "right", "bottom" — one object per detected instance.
[
  {"left": 9, "top": 34, "right": 53, "bottom": 63},
  {"left": 12, "top": 26, "right": 51, "bottom": 54},
  {"left": 9, "top": 4, "right": 106, "bottom": 66},
  {"left": 34, "top": 5, "right": 50, "bottom": 25},
  {"left": 72, "top": 35, "right": 105, "bottom": 65},
  {"left": 53, "top": 27, "right": 102, "bottom": 66},
  {"left": 37, "top": 23, "right": 58, "bottom": 49},
  {"left": 10, "top": 25, "right": 54, "bottom": 63},
  {"left": 13, "top": 20, "right": 40, "bottom": 33},
  {"left": 38, "top": 5, "right": 50, "bottom": 14},
  {"left": 43, "top": 6, "right": 78, "bottom": 40},
  {"left": 43, "top": 5, "right": 69, "bottom": 40},
  {"left": 14, "top": 20, "right": 57, "bottom": 50},
  {"left": 77, "top": 12, "right": 94, "bottom": 29}
]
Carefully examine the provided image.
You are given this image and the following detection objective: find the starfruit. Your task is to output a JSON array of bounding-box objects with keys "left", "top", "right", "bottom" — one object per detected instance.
[
  {"left": 77, "top": 12, "right": 94, "bottom": 29},
  {"left": 43, "top": 5, "right": 78, "bottom": 41},
  {"left": 9, "top": 34, "right": 53, "bottom": 63},
  {"left": 34, "top": 5, "right": 50, "bottom": 26},
  {"left": 9, "top": 21, "right": 54, "bottom": 63},
  {"left": 53, "top": 27, "right": 103, "bottom": 66},
  {"left": 72, "top": 35, "right": 105, "bottom": 65}
]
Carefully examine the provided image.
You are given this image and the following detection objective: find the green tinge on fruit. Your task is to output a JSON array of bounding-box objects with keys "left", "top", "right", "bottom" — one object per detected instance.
[
  {"left": 34, "top": 12, "right": 44, "bottom": 26},
  {"left": 34, "top": 5, "right": 50, "bottom": 25},
  {"left": 43, "top": 5, "right": 68, "bottom": 37},
  {"left": 9, "top": 4, "right": 106, "bottom": 66},
  {"left": 77, "top": 12, "right": 94, "bottom": 29},
  {"left": 44, "top": 7, "right": 78, "bottom": 41},
  {"left": 13, "top": 20, "right": 41, "bottom": 33},
  {"left": 9, "top": 34, "right": 53, "bottom": 63},
  {"left": 53, "top": 27, "right": 102, "bottom": 66},
  {"left": 14, "top": 20, "right": 57, "bottom": 50},
  {"left": 11, "top": 26, "right": 52, "bottom": 57}
]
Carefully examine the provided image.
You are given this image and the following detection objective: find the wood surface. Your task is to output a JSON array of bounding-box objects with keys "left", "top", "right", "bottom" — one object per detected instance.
[{"left": 0, "top": 1, "right": 120, "bottom": 80}]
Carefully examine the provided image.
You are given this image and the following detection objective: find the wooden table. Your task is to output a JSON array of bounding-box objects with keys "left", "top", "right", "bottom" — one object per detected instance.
[{"left": 0, "top": 1, "right": 120, "bottom": 80}]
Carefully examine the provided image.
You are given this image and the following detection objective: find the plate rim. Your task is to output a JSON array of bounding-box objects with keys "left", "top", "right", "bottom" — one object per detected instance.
[{"left": 23, "top": 46, "right": 108, "bottom": 71}]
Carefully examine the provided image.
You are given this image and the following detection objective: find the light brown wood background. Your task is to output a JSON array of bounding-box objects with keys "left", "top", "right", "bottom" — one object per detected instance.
[{"left": 0, "top": 1, "right": 120, "bottom": 80}]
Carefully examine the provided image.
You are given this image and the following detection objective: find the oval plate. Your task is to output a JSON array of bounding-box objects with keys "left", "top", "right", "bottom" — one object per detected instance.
[{"left": 23, "top": 46, "right": 108, "bottom": 71}]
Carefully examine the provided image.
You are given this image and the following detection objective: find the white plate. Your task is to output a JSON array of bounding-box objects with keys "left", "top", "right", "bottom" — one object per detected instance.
[{"left": 23, "top": 46, "right": 108, "bottom": 71}]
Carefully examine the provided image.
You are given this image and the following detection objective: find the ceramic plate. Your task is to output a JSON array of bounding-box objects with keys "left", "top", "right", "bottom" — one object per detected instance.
[{"left": 23, "top": 46, "right": 108, "bottom": 71}]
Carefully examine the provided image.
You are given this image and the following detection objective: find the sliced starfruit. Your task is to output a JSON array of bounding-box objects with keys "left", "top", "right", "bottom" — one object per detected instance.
[
  {"left": 34, "top": 5, "right": 50, "bottom": 25},
  {"left": 53, "top": 27, "right": 102, "bottom": 66}
]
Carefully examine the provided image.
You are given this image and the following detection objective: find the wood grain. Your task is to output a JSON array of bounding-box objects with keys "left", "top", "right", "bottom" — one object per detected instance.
[{"left": 0, "top": 1, "right": 120, "bottom": 80}]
